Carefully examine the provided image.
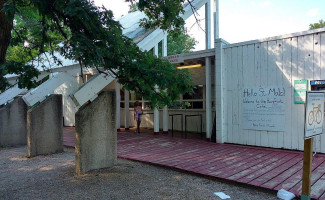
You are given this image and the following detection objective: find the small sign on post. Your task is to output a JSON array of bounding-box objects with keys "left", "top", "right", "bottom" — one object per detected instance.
[
  {"left": 305, "top": 92, "right": 324, "bottom": 138},
  {"left": 294, "top": 80, "right": 308, "bottom": 104},
  {"left": 301, "top": 91, "right": 324, "bottom": 200}
]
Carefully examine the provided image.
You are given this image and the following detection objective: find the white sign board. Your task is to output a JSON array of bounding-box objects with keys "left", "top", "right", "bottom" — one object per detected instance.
[
  {"left": 242, "top": 87, "right": 286, "bottom": 131},
  {"left": 305, "top": 92, "right": 324, "bottom": 138},
  {"left": 166, "top": 54, "right": 184, "bottom": 64}
]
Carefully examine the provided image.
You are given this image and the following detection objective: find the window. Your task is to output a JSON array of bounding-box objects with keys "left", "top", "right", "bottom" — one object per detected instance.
[
  {"left": 181, "top": 85, "right": 204, "bottom": 109},
  {"left": 120, "top": 85, "right": 205, "bottom": 110}
]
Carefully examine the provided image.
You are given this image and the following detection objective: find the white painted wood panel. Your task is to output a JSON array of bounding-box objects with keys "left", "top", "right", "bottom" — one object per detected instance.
[
  {"left": 72, "top": 73, "right": 115, "bottom": 107},
  {"left": 237, "top": 46, "right": 244, "bottom": 144},
  {"left": 291, "top": 37, "right": 299, "bottom": 150},
  {"left": 283, "top": 38, "right": 293, "bottom": 150},
  {"left": 232, "top": 47, "right": 239, "bottom": 144},
  {"left": 297, "top": 36, "right": 306, "bottom": 151},
  {"left": 318, "top": 33, "right": 325, "bottom": 153},
  {"left": 241, "top": 45, "right": 249, "bottom": 145},
  {"left": 0, "top": 85, "right": 28, "bottom": 106},
  {"left": 225, "top": 47, "right": 233, "bottom": 143},
  {"left": 221, "top": 30, "right": 325, "bottom": 153},
  {"left": 313, "top": 33, "right": 322, "bottom": 152},
  {"left": 276, "top": 39, "right": 284, "bottom": 149},
  {"left": 254, "top": 44, "right": 261, "bottom": 146},
  {"left": 260, "top": 42, "right": 269, "bottom": 146}
]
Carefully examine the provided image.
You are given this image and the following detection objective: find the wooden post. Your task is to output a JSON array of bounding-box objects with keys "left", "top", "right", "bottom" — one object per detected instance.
[{"left": 301, "top": 137, "right": 313, "bottom": 200}]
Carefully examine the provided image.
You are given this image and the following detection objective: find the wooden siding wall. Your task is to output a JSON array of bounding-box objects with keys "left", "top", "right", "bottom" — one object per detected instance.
[{"left": 223, "top": 31, "right": 325, "bottom": 153}]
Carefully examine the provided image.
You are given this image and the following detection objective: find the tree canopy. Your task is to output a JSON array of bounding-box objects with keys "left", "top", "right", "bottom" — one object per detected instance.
[
  {"left": 309, "top": 19, "right": 325, "bottom": 30},
  {"left": 0, "top": 0, "right": 195, "bottom": 108}
]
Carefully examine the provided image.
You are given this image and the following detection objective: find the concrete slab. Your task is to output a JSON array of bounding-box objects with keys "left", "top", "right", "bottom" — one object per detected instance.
[
  {"left": 27, "top": 94, "right": 63, "bottom": 157},
  {"left": 75, "top": 91, "right": 117, "bottom": 174},
  {"left": 0, "top": 97, "right": 27, "bottom": 146}
]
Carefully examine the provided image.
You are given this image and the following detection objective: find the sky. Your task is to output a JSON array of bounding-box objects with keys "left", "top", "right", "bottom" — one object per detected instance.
[{"left": 94, "top": 0, "right": 325, "bottom": 50}]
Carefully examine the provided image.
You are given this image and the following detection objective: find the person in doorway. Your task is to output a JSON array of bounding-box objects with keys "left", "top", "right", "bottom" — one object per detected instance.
[{"left": 134, "top": 101, "right": 143, "bottom": 134}]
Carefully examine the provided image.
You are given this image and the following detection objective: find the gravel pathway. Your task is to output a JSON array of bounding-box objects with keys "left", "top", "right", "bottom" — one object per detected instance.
[{"left": 0, "top": 146, "right": 283, "bottom": 200}]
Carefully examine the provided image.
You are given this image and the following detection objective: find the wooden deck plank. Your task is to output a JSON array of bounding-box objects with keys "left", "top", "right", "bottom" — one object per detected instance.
[
  {"left": 171, "top": 145, "right": 245, "bottom": 169},
  {"left": 311, "top": 173, "right": 325, "bottom": 199},
  {"left": 202, "top": 149, "right": 269, "bottom": 176},
  {"left": 288, "top": 156, "right": 325, "bottom": 195},
  {"left": 62, "top": 127, "right": 325, "bottom": 199},
  {"left": 248, "top": 155, "right": 303, "bottom": 186},
  {"left": 227, "top": 152, "right": 290, "bottom": 181},
  {"left": 194, "top": 146, "right": 267, "bottom": 172},
  {"left": 185, "top": 147, "right": 254, "bottom": 172},
  {"left": 237, "top": 153, "right": 299, "bottom": 184},
  {"left": 151, "top": 144, "right": 236, "bottom": 166},
  {"left": 319, "top": 190, "right": 325, "bottom": 200},
  {"left": 261, "top": 157, "right": 303, "bottom": 189},
  {"left": 217, "top": 151, "right": 280, "bottom": 179}
]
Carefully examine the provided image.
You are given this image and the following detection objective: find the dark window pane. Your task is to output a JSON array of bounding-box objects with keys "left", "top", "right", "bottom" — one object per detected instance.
[
  {"left": 120, "top": 90, "right": 125, "bottom": 101},
  {"left": 183, "top": 86, "right": 203, "bottom": 100},
  {"left": 192, "top": 102, "right": 203, "bottom": 109}
]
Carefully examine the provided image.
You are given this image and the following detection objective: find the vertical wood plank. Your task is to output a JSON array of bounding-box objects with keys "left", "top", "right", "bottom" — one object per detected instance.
[
  {"left": 276, "top": 39, "right": 285, "bottom": 149},
  {"left": 247, "top": 44, "right": 256, "bottom": 146},
  {"left": 267, "top": 40, "right": 279, "bottom": 148},
  {"left": 231, "top": 47, "right": 239, "bottom": 144},
  {"left": 297, "top": 35, "right": 307, "bottom": 151},
  {"left": 254, "top": 43, "right": 261, "bottom": 146},
  {"left": 226, "top": 47, "right": 233, "bottom": 143},
  {"left": 291, "top": 37, "right": 299, "bottom": 150},
  {"left": 304, "top": 34, "right": 315, "bottom": 151},
  {"left": 320, "top": 32, "right": 325, "bottom": 153},
  {"left": 237, "top": 46, "right": 244, "bottom": 144},
  {"left": 283, "top": 38, "right": 293, "bottom": 150},
  {"left": 260, "top": 42, "right": 269, "bottom": 146},
  {"left": 222, "top": 47, "right": 228, "bottom": 143},
  {"left": 242, "top": 45, "right": 249, "bottom": 145},
  {"left": 313, "top": 33, "right": 322, "bottom": 153}
]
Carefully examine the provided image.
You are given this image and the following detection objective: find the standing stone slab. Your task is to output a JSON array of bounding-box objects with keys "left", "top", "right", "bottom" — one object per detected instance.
[
  {"left": 75, "top": 91, "right": 117, "bottom": 175},
  {"left": 0, "top": 97, "right": 27, "bottom": 146},
  {"left": 27, "top": 94, "right": 63, "bottom": 157}
]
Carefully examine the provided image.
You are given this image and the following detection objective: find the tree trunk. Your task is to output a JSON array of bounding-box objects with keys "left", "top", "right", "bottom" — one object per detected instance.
[{"left": 0, "top": 0, "right": 13, "bottom": 90}]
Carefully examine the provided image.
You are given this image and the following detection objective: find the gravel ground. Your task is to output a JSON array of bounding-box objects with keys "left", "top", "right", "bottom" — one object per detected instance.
[{"left": 0, "top": 146, "right": 284, "bottom": 200}]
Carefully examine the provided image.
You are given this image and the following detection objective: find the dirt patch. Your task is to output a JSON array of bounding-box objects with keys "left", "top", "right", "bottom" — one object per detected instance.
[{"left": 0, "top": 146, "right": 282, "bottom": 200}]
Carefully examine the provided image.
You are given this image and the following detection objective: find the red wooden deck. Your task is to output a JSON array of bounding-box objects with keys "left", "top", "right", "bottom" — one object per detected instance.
[{"left": 63, "top": 127, "right": 325, "bottom": 199}]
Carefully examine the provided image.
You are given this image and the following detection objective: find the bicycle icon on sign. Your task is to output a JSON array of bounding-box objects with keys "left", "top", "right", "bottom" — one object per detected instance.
[{"left": 308, "top": 103, "right": 322, "bottom": 126}]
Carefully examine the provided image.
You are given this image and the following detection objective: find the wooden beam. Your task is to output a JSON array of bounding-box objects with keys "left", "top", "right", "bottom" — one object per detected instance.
[{"left": 301, "top": 138, "right": 313, "bottom": 200}]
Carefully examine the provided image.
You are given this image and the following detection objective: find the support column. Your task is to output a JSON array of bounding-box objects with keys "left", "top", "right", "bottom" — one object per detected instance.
[
  {"left": 162, "top": 34, "right": 169, "bottom": 134},
  {"left": 205, "top": 0, "right": 212, "bottom": 49},
  {"left": 0, "top": 97, "right": 27, "bottom": 146},
  {"left": 214, "top": 0, "right": 219, "bottom": 40},
  {"left": 115, "top": 81, "right": 120, "bottom": 131},
  {"left": 153, "top": 45, "right": 160, "bottom": 135},
  {"left": 75, "top": 92, "right": 116, "bottom": 175},
  {"left": 124, "top": 90, "right": 130, "bottom": 130},
  {"left": 205, "top": 57, "right": 212, "bottom": 139},
  {"left": 27, "top": 94, "right": 63, "bottom": 157},
  {"left": 154, "top": 85, "right": 160, "bottom": 135},
  {"left": 215, "top": 38, "right": 227, "bottom": 143}
]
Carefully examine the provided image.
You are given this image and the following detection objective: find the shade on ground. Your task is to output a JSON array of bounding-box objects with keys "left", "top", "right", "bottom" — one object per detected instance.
[{"left": 63, "top": 127, "right": 325, "bottom": 200}]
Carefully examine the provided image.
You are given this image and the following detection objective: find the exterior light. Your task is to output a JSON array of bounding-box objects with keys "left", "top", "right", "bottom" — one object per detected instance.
[{"left": 177, "top": 64, "right": 202, "bottom": 69}]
